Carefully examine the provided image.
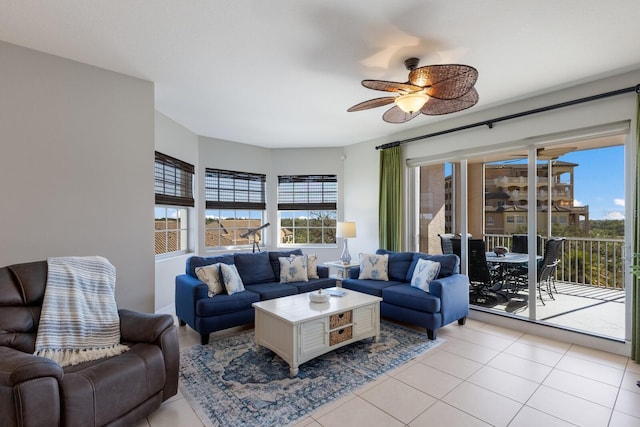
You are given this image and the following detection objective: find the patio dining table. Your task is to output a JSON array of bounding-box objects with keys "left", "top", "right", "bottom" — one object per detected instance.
[
  {"left": 485, "top": 252, "right": 542, "bottom": 296},
  {"left": 485, "top": 252, "right": 537, "bottom": 264}
]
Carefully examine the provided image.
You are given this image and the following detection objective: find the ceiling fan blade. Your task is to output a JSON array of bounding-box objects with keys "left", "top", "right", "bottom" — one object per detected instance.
[
  {"left": 421, "top": 88, "right": 479, "bottom": 115},
  {"left": 362, "top": 80, "right": 422, "bottom": 93},
  {"left": 538, "top": 147, "right": 577, "bottom": 158},
  {"left": 382, "top": 105, "right": 421, "bottom": 123},
  {"left": 409, "top": 64, "right": 478, "bottom": 100},
  {"left": 347, "top": 97, "right": 396, "bottom": 112},
  {"left": 509, "top": 146, "right": 578, "bottom": 160}
]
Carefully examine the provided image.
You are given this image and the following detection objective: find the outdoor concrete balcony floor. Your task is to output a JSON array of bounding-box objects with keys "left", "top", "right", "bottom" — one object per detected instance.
[{"left": 473, "top": 281, "right": 625, "bottom": 340}]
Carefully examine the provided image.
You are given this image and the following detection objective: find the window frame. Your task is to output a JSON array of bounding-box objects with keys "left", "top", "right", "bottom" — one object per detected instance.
[
  {"left": 277, "top": 174, "right": 338, "bottom": 247},
  {"left": 154, "top": 152, "right": 194, "bottom": 257},
  {"left": 155, "top": 205, "right": 189, "bottom": 257},
  {"left": 204, "top": 168, "right": 267, "bottom": 250}
]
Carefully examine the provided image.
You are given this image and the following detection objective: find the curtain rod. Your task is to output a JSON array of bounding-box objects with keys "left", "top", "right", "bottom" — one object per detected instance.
[{"left": 375, "top": 84, "right": 640, "bottom": 150}]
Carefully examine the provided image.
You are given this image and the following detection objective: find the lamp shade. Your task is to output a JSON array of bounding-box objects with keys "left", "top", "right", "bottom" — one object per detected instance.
[
  {"left": 395, "top": 93, "right": 429, "bottom": 113},
  {"left": 336, "top": 221, "right": 357, "bottom": 239}
]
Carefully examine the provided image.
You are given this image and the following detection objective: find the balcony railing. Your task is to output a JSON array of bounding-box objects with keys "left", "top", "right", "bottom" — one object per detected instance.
[{"left": 485, "top": 234, "right": 625, "bottom": 290}]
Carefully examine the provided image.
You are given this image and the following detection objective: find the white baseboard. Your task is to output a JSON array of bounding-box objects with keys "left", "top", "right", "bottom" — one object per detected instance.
[{"left": 156, "top": 303, "right": 175, "bottom": 315}]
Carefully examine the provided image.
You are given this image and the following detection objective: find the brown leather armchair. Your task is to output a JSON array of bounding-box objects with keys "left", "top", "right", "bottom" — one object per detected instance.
[{"left": 0, "top": 261, "right": 179, "bottom": 427}]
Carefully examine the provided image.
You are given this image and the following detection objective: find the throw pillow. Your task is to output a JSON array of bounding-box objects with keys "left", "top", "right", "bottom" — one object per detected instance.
[
  {"left": 220, "top": 263, "right": 245, "bottom": 295},
  {"left": 269, "top": 249, "right": 303, "bottom": 278},
  {"left": 410, "top": 258, "right": 441, "bottom": 292},
  {"left": 358, "top": 253, "right": 389, "bottom": 281},
  {"left": 406, "top": 253, "right": 460, "bottom": 281},
  {"left": 279, "top": 255, "right": 309, "bottom": 283},
  {"left": 306, "top": 253, "right": 319, "bottom": 279},
  {"left": 195, "top": 264, "right": 225, "bottom": 296},
  {"left": 186, "top": 255, "right": 234, "bottom": 278}
]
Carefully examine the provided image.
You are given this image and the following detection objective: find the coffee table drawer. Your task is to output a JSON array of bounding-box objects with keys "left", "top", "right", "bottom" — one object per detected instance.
[
  {"left": 329, "top": 326, "right": 353, "bottom": 346},
  {"left": 329, "top": 310, "right": 352, "bottom": 329}
]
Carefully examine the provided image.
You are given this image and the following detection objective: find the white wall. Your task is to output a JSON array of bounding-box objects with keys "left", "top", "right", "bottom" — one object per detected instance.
[
  {"left": 154, "top": 111, "right": 199, "bottom": 312},
  {"left": 343, "top": 142, "right": 380, "bottom": 257},
  {"left": 0, "top": 41, "right": 156, "bottom": 312}
]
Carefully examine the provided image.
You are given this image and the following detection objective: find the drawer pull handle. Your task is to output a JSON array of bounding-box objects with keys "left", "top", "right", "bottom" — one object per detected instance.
[
  {"left": 338, "top": 329, "right": 344, "bottom": 334},
  {"left": 338, "top": 314, "right": 344, "bottom": 319}
]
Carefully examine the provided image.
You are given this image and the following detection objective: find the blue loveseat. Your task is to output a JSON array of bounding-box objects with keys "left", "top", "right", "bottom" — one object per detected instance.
[
  {"left": 341, "top": 249, "right": 470, "bottom": 340},
  {"left": 175, "top": 250, "right": 335, "bottom": 344}
]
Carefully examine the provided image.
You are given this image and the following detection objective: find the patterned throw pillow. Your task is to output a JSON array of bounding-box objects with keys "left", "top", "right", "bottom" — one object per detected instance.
[
  {"left": 195, "top": 264, "right": 224, "bottom": 296},
  {"left": 279, "top": 255, "right": 309, "bottom": 283},
  {"left": 306, "top": 253, "right": 319, "bottom": 279},
  {"left": 220, "top": 263, "right": 245, "bottom": 295},
  {"left": 410, "top": 258, "right": 441, "bottom": 292},
  {"left": 358, "top": 253, "right": 389, "bottom": 281}
]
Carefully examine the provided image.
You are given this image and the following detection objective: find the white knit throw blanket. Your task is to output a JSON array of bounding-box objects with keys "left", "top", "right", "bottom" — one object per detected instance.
[{"left": 34, "top": 256, "right": 129, "bottom": 367}]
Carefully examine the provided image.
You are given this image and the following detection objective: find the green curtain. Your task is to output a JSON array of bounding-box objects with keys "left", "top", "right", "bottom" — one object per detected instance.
[
  {"left": 632, "top": 94, "right": 640, "bottom": 361},
  {"left": 379, "top": 145, "right": 403, "bottom": 251}
]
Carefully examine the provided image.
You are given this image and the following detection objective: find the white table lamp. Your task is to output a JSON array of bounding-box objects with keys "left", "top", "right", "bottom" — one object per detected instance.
[{"left": 336, "top": 221, "right": 357, "bottom": 264}]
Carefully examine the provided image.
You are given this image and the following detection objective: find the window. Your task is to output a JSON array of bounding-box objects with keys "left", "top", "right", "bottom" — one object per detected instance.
[
  {"left": 507, "top": 216, "right": 515, "bottom": 224},
  {"left": 205, "top": 168, "right": 266, "bottom": 249},
  {"left": 155, "top": 206, "right": 188, "bottom": 255},
  {"left": 155, "top": 152, "right": 194, "bottom": 255},
  {"left": 278, "top": 175, "right": 337, "bottom": 245}
]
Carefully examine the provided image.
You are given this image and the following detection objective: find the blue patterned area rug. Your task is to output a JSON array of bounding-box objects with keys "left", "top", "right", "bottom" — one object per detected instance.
[{"left": 179, "top": 321, "right": 443, "bottom": 427}]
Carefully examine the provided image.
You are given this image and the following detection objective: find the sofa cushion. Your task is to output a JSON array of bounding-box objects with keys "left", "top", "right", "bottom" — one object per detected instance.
[
  {"left": 341, "top": 278, "right": 402, "bottom": 297},
  {"left": 406, "top": 253, "right": 460, "bottom": 281},
  {"left": 269, "top": 249, "right": 303, "bottom": 278},
  {"left": 186, "top": 255, "right": 234, "bottom": 278},
  {"left": 410, "top": 258, "right": 441, "bottom": 292},
  {"left": 279, "top": 255, "right": 308, "bottom": 283},
  {"left": 358, "top": 253, "right": 389, "bottom": 281},
  {"left": 287, "top": 277, "right": 335, "bottom": 294},
  {"left": 382, "top": 284, "right": 441, "bottom": 314},
  {"left": 234, "top": 251, "right": 275, "bottom": 285},
  {"left": 376, "top": 249, "right": 415, "bottom": 282},
  {"left": 195, "top": 290, "right": 259, "bottom": 317},
  {"left": 244, "top": 283, "right": 298, "bottom": 300}
]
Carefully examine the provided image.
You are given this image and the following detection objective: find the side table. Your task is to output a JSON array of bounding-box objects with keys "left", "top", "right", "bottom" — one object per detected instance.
[{"left": 323, "top": 261, "right": 359, "bottom": 287}]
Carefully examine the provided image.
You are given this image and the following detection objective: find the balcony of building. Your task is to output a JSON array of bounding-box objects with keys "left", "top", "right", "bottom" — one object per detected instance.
[{"left": 475, "top": 234, "right": 626, "bottom": 340}]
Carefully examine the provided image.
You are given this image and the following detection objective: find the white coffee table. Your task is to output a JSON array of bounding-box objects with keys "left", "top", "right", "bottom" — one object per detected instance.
[{"left": 253, "top": 288, "right": 382, "bottom": 376}]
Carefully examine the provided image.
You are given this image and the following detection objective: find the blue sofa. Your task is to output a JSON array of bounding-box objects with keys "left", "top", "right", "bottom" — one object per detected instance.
[
  {"left": 175, "top": 250, "right": 335, "bottom": 344},
  {"left": 341, "top": 249, "right": 470, "bottom": 340}
]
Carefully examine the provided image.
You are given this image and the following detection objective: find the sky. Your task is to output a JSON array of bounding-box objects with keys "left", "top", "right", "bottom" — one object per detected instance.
[{"left": 563, "top": 145, "right": 625, "bottom": 221}]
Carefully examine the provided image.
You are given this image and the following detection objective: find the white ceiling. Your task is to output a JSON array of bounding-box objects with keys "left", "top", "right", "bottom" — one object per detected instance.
[{"left": 2, "top": 1, "right": 639, "bottom": 148}]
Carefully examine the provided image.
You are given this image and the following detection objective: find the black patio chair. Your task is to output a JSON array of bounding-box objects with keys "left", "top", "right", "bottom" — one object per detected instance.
[
  {"left": 464, "top": 239, "right": 501, "bottom": 305},
  {"left": 438, "top": 233, "right": 456, "bottom": 255},
  {"left": 537, "top": 238, "right": 565, "bottom": 301},
  {"left": 510, "top": 237, "right": 565, "bottom": 304},
  {"left": 511, "top": 234, "right": 542, "bottom": 255}
]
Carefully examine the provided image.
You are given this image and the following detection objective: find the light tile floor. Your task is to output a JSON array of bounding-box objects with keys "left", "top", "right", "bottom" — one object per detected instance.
[{"left": 137, "top": 318, "right": 640, "bottom": 427}]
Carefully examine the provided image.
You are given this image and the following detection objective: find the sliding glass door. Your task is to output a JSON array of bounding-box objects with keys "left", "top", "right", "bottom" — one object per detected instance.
[{"left": 415, "top": 135, "right": 628, "bottom": 340}]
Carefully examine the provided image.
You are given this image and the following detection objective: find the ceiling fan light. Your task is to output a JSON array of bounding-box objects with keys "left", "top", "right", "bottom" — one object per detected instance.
[{"left": 395, "top": 93, "right": 429, "bottom": 113}]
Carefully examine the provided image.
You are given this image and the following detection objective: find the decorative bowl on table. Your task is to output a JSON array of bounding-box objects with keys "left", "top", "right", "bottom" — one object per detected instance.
[
  {"left": 308, "top": 289, "right": 329, "bottom": 303},
  {"left": 493, "top": 246, "right": 509, "bottom": 257}
]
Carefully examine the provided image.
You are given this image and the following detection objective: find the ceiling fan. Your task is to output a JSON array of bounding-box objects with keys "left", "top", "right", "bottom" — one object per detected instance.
[{"left": 347, "top": 57, "right": 479, "bottom": 124}]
